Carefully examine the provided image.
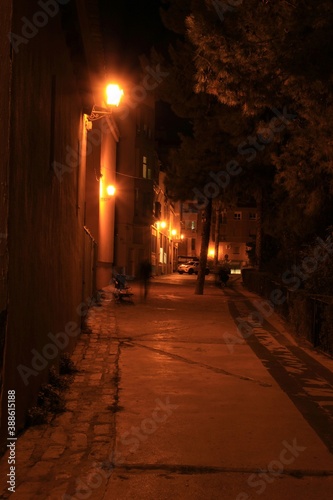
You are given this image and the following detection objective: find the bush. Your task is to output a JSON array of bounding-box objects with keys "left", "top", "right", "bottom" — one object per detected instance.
[{"left": 25, "top": 358, "right": 77, "bottom": 427}]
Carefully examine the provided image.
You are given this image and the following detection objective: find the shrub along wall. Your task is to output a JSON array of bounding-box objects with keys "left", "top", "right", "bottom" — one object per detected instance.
[{"left": 241, "top": 269, "right": 333, "bottom": 357}]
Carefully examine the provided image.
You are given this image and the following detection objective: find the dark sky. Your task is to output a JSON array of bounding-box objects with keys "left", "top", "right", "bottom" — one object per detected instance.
[
  {"left": 98, "top": 0, "right": 189, "bottom": 145},
  {"left": 99, "top": 0, "right": 169, "bottom": 74}
]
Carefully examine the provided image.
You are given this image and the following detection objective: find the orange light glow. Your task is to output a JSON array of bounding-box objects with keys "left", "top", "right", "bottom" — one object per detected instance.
[
  {"left": 106, "top": 185, "right": 116, "bottom": 196},
  {"left": 171, "top": 229, "right": 177, "bottom": 236},
  {"left": 160, "top": 221, "right": 167, "bottom": 229},
  {"left": 106, "top": 84, "right": 124, "bottom": 106}
]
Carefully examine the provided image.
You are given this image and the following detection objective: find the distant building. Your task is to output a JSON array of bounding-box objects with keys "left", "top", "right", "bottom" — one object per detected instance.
[
  {"left": 177, "top": 201, "right": 201, "bottom": 258},
  {"left": 152, "top": 172, "right": 180, "bottom": 275},
  {"left": 113, "top": 89, "right": 179, "bottom": 277},
  {"left": 177, "top": 201, "right": 258, "bottom": 270},
  {"left": 209, "top": 204, "right": 258, "bottom": 269},
  {"left": 114, "top": 89, "right": 158, "bottom": 276}
]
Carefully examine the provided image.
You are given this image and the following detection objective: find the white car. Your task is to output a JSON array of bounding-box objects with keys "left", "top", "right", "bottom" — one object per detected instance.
[{"left": 177, "top": 261, "right": 209, "bottom": 275}]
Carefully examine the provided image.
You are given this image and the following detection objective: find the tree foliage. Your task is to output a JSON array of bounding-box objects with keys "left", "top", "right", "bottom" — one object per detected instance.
[
  {"left": 185, "top": 0, "right": 333, "bottom": 240},
  {"left": 155, "top": 0, "right": 333, "bottom": 278}
]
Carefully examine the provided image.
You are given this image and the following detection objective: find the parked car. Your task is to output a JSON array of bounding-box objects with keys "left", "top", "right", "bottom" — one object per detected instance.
[{"left": 177, "top": 260, "right": 210, "bottom": 275}]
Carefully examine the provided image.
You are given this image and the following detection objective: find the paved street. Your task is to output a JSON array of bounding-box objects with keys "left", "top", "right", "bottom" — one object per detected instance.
[{"left": 1, "top": 274, "right": 333, "bottom": 499}]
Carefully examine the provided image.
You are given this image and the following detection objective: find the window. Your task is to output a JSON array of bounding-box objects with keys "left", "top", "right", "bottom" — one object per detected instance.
[
  {"left": 249, "top": 212, "right": 257, "bottom": 220},
  {"left": 143, "top": 156, "right": 152, "bottom": 179},
  {"left": 151, "top": 228, "right": 157, "bottom": 253},
  {"left": 234, "top": 212, "right": 242, "bottom": 220},
  {"left": 143, "top": 156, "right": 147, "bottom": 178},
  {"left": 154, "top": 201, "right": 161, "bottom": 219},
  {"left": 185, "top": 220, "right": 196, "bottom": 231}
]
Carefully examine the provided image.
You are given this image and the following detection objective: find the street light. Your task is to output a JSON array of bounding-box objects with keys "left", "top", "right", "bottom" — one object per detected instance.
[
  {"left": 106, "top": 84, "right": 124, "bottom": 106},
  {"left": 88, "top": 84, "right": 124, "bottom": 121},
  {"left": 106, "top": 185, "right": 116, "bottom": 196},
  {"left": 100, "top": 179, "right": 116, "bottom": 201}
]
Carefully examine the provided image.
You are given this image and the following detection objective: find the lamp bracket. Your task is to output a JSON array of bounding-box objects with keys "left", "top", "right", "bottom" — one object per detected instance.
[{"left": 88, "top": 105, "right": 113, "bottom": 122}]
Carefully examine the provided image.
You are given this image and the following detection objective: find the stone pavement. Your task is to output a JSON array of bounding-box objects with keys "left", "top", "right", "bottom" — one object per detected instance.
[
  {"left": 1, "top": 276, "right": 333, "bottom": 499},
  {"left": 0, "top": 286, "right": 119, "bottom": 499}
]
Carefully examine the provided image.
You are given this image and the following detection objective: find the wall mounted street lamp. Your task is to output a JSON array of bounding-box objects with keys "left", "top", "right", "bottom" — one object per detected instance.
[
  {"left": 88, "top": 84, "right": 124, "bottom": 122},
  {"left": 106, "top": 185, "right": 116, "bottom": 196},
  {"left": 100, "top": 178, "right": 116, "bottom": 201}
]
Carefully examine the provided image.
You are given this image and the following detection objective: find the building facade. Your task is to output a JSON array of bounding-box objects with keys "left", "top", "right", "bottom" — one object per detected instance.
[
  {"left": 113, "top": 92, "right": 178, "bottom": 277},
  {"left": 0, "top": 0, "right": 116, "bottom": 449},
  {"left": 177, "top": 201, "right": 258, "bottom": 270},
  {"left": 209, "top": 204, "right": 258, "bottom": 268},
  {"left": 152, "top": 172, "right": 180, "bottom": 275}
]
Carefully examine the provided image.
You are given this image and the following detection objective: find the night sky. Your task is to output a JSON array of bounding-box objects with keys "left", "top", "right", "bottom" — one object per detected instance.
[
  {"left": 99, "top": 0, "right": 169, "bottom": 74},
  {"left": 98, "top": 0, "right": 188, "bottom": 146}
]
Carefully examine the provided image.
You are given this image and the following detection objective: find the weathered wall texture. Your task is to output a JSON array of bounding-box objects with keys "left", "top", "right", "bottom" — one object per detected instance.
[
  {"left": 0, "top": 0, "right": 12, "bottom": 429},
  {"left": 0, "top": 0, "right": 93, "bottom": 448}
]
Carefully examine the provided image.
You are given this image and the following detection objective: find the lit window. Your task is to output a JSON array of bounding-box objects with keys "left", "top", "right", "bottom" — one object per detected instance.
[
  {"left": 143, "top": 156, "right": 147, "bottom": 178},
  {"left": 234, "top": 212, "right": 242, "bottom": 220},
  {"left": 185, "top": 220, "right": 196, "bottom": 231}
]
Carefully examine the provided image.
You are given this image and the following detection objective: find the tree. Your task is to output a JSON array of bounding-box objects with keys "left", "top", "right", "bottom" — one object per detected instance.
[
  {"left": 195, "top": 199, "right": 212, "bottom": 294},
  {"left": 150, "top": 21, "right": 252, "bottom": 292},
  {"left": 153, "top": 0, "right": 333, "bottom": 286},
  {"left": 185, "top": 0, "right": 333, "bottom": 245}
]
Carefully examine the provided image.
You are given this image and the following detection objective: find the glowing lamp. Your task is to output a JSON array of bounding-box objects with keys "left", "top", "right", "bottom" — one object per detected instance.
[
  {"left": 106, "top": 84, "right": 124, "bottom": 106},
  {"left": 106, "top": 185, "right": 116, "bottom": 196},
  {"left": 160, "top": 221, "right": 167, "bottom": 229},
  {"left": 88, "top": 83, "right": 124, "bottom": 121}
]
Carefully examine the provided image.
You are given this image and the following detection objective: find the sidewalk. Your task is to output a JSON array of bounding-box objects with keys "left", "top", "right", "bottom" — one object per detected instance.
[
  {"left": 0, "top": 286, "right": 119, "bottom": 499},
  {"left": 1, "top": 277, "right": 333, "bottom": 499}
]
